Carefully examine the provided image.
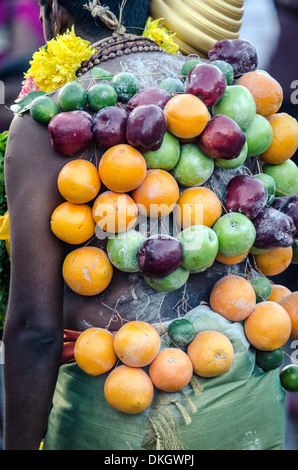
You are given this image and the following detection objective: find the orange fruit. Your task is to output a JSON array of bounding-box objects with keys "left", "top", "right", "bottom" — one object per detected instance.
[
  {"left": 62, "top": 246, "right": 113, "bottom": 296},
  {"left": 98, "top": 144, "right": 147, "bottom": 193},
  {"left": 236, "top": 71, "right": 283, "bottom": 118},
  {"left": 175, "top": 187, "right": 222, "bottom": 228},
  {"left": 215, "top": 251, "right": 249, "bottom": 265},
  {"left": 164, "top": 94, "right": 209, "bottom": 139},
  {"left": 57, "top": 159, "right": 101, "bottom": 203},
  {"left": 51, "top": 202, "right": 95, "bottom": 244},
  {"left": 210, "top": 274, "right": 256, "bottom": 322},
  {"left": 104, "top": 365, "right": 154, "bottom": 414},
  {"left": 244, "top": 301, "right": 291, "bottom": 351},
  {"left": 74, "top": 327, "right": 117, "bottom": 376},
  {"left": 254, "top": 246, "right": 293, "bottom": 276},
  {"left": 92, "top": 191, "right": 138, "bottom": 233},
  {"left": 132, "top": 169, "right": 179, "bottom": 218},
  {"left": 267, "top": 284, "right": 292, "bottom": 303},
  {"left": 148, "top": 347, "right": 193, "bottom": 392},
  {"left": 260, "top": 113, "right": 298, "bottom": 165},
  {"left": 187, "top": 330, "right": 234, "bottom": 378},
  {"left": 280, "top": 292, "right": 298, "bottom": 340},
  {"left": 114, "top": 320, "right": 161, "bottom": 367}
]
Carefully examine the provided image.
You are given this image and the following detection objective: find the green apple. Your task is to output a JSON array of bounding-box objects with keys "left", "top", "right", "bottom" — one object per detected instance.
[
  {"left": 215, "top": 141, "right": 248, "bottom": 170},
  {"left": 254, "top": 173, "right": 276, "bottom": 205},
  {"left": 212, "top": 85, "right": 256, "bottom": 131},
  {"left": 177, "top": 225, "right": 219, "bottom": 273},
  {"left": 213, "top": 212, "right": 256, "bottom": 257},
  {"left": 107, "top": 229, "right": 145, "bottom": 272},
  {"left": 159, "top": 77, "right": 185, "bottom": 94},
  {"left": 244, "top": 114, "right": 273, "bottom": 157},
  {"left": 142, "top": 131, "right": 180, "bottom": 170},
  {"left": 209, "top": 59, "right": 234, "bottom": 85},
  {"left": 181, "top": 59, "right": 201, "bottom": 79},
  {"left": 263, "top": 160, "right": 298, "bottom": 196},
  {"left": 144, "top": 266, "right": 190, "bottom": 292},
  {"left": 250, "top": 275, "right": 272, "bottom": 302},
  {"left": 171, "top": 143, "right": 214, "bottom": 186}
]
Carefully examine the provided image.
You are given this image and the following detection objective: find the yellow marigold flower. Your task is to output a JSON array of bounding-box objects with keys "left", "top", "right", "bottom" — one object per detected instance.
[
  {"left": 26, "top": 26, "right": 96, "bottom": 93},
  {"left": 142, "top": 17, "right": 179, "bottom": 55}
]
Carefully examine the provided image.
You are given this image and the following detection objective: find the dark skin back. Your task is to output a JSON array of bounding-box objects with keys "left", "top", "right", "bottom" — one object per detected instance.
[{"left": 3, "top": 1, "right": 247, "bottom": 450}]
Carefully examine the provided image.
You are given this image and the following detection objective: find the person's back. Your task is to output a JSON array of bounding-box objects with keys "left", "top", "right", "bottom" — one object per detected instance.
[{"left": 2, "top": 0, "right": 288, "bottom": 451}]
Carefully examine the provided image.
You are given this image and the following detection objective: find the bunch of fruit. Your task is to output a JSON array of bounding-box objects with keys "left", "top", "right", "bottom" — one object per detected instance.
[
  {"left": 29, "top": 37, "right": 298, "bottom": 296},
  {"left": 73, "top": 272, "right": 298, "bottom": 414}
]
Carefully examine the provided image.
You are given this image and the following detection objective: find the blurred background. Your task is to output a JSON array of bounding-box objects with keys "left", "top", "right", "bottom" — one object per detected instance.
[{"left": 0, "top": 0, "right": 297, "bottom": 450}]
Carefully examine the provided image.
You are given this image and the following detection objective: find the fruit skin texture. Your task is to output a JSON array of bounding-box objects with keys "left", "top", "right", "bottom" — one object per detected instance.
[
  {"left": 225, "top": 175, "right": 268, "bottom": 220},
  {"left": 110, "top": 72, "right": 140, "bottom": 102},
  {"left": 177, "top": 225, "right": 219, "bottom": 273},
  {"left": 143, "top": 131, "right": 180, "bottom": 171},
  {"left": 62, "top": 246, "right": 113, "bottom": 296},
  {"left": 167, "top": 318, "right": 196, "bottom": 347},
  {"left": 138, "top": 235, "right": 183, "bottom": 279},
  {"left": 215, "top": 141, "right": 248, "bottom": 170},
  {"left": 132, "top": 169, "right": 179, "bottom": 218},
  {"left": 208, "top": 39, "right": 258, "bottom": 77},
  {"left": 126, "top": 104, "right": 167, "bottom": 151},
  {"left": 279, "top": 292, "right": 298, "bottom": 340},
  {"left": 176, "top": 187, "right": 222, "bottom": 229},
  {"left": 74, "top": 328, "right": 117, "bottom": 376},
  {"left": 244, "top": 114, "right": 273, "bottom": 157},
  {"left": 98, "top": 144, "right": 147, "bottom": 193},
  {"left": 127, "top": 86, "right": 171, "bottom": 112},
  {"left": 212, "top": 85, "right": 256, "bottom": 131},
  {"left": 113, "top": 321, "right": 161, "bottom": 367},
  {"left": 271, "top": 195, "right": 298, "bottom": 234},
  {"left": 107, "top": 229, "right": 145, "bottom": 273},
  {"left": 254, "top": 246, "right": 293, "bottom": 276},
  {"left": 244, "top": 301, "right": 291, "bottom": 351},
  {"left": 236, "top": 71, "right": 283, "bottom": 118},
  {"left": 92, "top": 191, "right": 138, "bottom": 234},
  {"left": 252, "top": 207, "right": 296, "bottom": 250},
  {"left": 280, "top": 364, "right": 298, "bottom": 392},
  {"left": 267, "top": 284, "right": 292, "bottom": 303},
  {"left": 50, "top": 202, "right": 95, "bottom": 245},
  {"left": 198, "top": 114, "right": 246, "bottom": 160},
  {"left": 144, "top": 266, "right": 189, "bottom": 292},
  {"left": 48, "top": 111, "right": 93, "bottom": 156},
  {"left": 185, "top": 63, "right": 227, "bottom": 108},
  {"left": 213, "top": 212, "right": 256, "bottom": 257},
  {"left": 171, "top": 143, "right": 214, "bottom": 187},
  {"left": 30, "top": 95, "right": 59, "bottom": 124},
  {"left": 256, "top": 348, "right": 284, "bottom": 371},
  {"left": 57, "top": 159, "right": 101, "bottom": 204},
  {"left": 87, "top": 83, "right": 117, "bottom": 111},
  {"left": 148, "top": 348, "right": 193, "bottom": 392},
  {"left": 92, "top": 107, "right": 128, "bottom": 149},
  {"left": 254, "top": 173, "right": 276, "bottom": 206},
  {"left": 164, "top": 94, "right": 209, "bottom": 139},
  {"left": 104, "top": 365, "right": 154, "bottom": 414},
  {"left": 263, "top": 160, "right": 298, "bottom": 197},
  {"left": 187, "top": 330, "right": 234, "bottom": 378},
  {"left": 210, "top": 274, "right": 256, "bottom": 322},
  {"left": 250, "top": 276, "right": 272, "bottom": 303},
  {"left": 260, "top": 113, "right": 298, "bottom": 164},
  {"left": 58, "top": 82, "right": 87, "bottom": 111}
]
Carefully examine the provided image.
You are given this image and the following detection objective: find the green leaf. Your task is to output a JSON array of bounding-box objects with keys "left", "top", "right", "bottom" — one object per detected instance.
[
  {"left": 91, "top": 67, "right": 114, "bottom": 81},
  {"left": 11, "top": 90, "right": 46, "bottom": 116}
]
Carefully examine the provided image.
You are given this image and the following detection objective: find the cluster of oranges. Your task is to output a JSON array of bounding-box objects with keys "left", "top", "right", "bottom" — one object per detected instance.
[{"left": 73, "top": 273, "right": 298, "bottom": 414}]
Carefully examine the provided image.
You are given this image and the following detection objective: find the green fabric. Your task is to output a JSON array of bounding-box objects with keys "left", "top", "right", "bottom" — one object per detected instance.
[{"left": 43, "top": 306, "right": 286, "bottom": 450}]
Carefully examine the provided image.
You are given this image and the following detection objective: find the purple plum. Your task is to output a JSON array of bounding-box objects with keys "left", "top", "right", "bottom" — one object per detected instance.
[
  {"left": 198, "top": 115, "right": 246, "bottom": 160},
  {"left": 126, "top": 86, "right": 171, "bottom": 113},
  {"left": 185, "top": 63, "right": 227, "bottom": 107},
  {"left": 208, "top": 39, "right": 258, "bottom": 77},
  {"left": 252, "top": 207, "right": 296, "bottom": 250},
  {"left": 272, "top": 195, "right": 298, "bottom": 235},
  {"left": 126, "top": 104, "right": 167, "bottom": 151},
  {"left": 48, "top": 110, "right": 93, "bottom": 156},
  {"left": 138, "top": 235, "right": 183, "bottom": 278},
  {"left": 92, "top": 106, "right": 128, "bottom": 148},
  {"left": 225, "top": 175, "right": 268, "bottom": 219}
]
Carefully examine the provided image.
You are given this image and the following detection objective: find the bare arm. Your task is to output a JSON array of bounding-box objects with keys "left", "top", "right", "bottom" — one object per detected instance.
[{"left": 3, "top": 113, "right": 65, "bottom": 450}]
